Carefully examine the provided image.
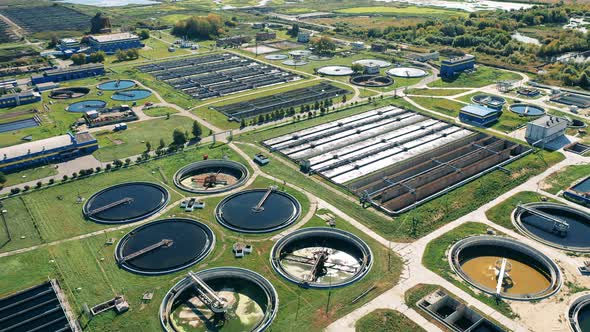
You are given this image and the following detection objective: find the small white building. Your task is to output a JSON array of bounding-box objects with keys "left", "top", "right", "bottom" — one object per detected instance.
[
  {"left": 364, "top": 65, "right": 380, "bottom": 75},
  {"left": 525, "top": 115, "right": 568, "bottom": 146},
  {"left": 297, "top": 31, "right": 311, "bottom": 43},
  {"left": 351, "top": 41, "right": 365, "bottom": 50}
]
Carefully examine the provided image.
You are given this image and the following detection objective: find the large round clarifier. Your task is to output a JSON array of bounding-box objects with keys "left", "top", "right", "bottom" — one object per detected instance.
[
  {"left": 513, "top": 202, "right": 590, "bottom": 252},
  {"left": 67, "top": 100, "right": 106, "bottom": 112},
  {"left": 97, "top": 80, "right": 136, "bottom": 91},
  {"left": 471, "top": 94, "right": 506, "bottom": 109},
  {"left": 215, "top": 188, "right": 301, "bottom": 233},
  {"left": 387, "top": 67, "right": 428, "bottom": 78},
  {"left": 353, "top": 59, "right": 391, "bottom": 68},
  {"left": 160, "top": 267, "right": 278, "bottom": 332},
  {"left": 49, "top": 87, "right": 90, "bottom": 99},
  {"left": 282, "top": 59, "right": 308, "bottom": 66},
  {"left": 270, "top": 227, "right": 373, "bottom": 288},
  {"left": 350, "top": 75, "right": 393, "bottom": 87},
  {"left": 317, "top": 66, "right": 354, "bottom": 76},
  {"left": 111, "top": 89, "right": 152, "bottom": 101},
  {"left": 265, "top": 54, "right": 288, "bottom": 61},
  {"left": 83, "top": 182, "right": 169, "bottom": 224},
  {"left": 569, "top": 294, "right": 590, "bottom": 332},
  {"left": 115, "top": 218, "right": 214, "bottom": 275},
  {"left": 510, "top": 103, "right": 545, "bottom": 116},
  {"left": 449, "top": 236, "right": 561, "bottom": 301},
  {"left": 174, "top": 160, "right": 249, "bottom": 194}
]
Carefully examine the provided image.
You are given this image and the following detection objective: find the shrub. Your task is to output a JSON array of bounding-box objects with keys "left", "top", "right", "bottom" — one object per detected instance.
[
  {"left": 10, "top": 188, "right": 20, "bottom": 195},
  {"left": 35, "top": 181, "right": 42, "bottom": 188}
]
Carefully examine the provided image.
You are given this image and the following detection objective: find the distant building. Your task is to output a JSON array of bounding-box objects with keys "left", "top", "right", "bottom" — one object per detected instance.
[
  {"left": 216, "top": 35, "right": 251, "bottom": 47},
  {"left": 297, "top": 31, "right": 311, "bottom": 43},
  {"left": 256, "top": 31, "right": 276, "bottom": 42},
  {"left": 31, "top": 64, "right": 105, "bottom": 84},
  {"left": 252, "top": 22, "right": 266, "bottom": 29},
  {"left": 58, "top": 38, "right": 81, "bottom": 52},
  {"left": 459, "top": 104, "right": 501, "bottom": 127},
  {"left": 440, "top": 54, "right": 475, "bottom": 78},
  {"left": 0, "top": 91, "right": 41, "bottom": 109},
  {"left": 351, "top": 41, "right": 365, "bottom": 50},
  {"left": 87, "top": 33, "right": 142, "bottom": 54},
  {"left": 408, "top": 52, "right": 439, "bottom": 62},
  {"left": 35, "top": 82, "right": 60, "bottom": 92},
  {"left": 525, "top": 115, "right": 568, "bottom": 146},
  {"left": 0, "top": 132, "right": 98, "bottom": 172},
  {"left": 296, "top": 12, "right": 334, "bottom": 19},
  {"left": 371, "top": 43, "right": 387, "bottom": 52},
  {"left": 364, "top": 65, "right": 380, "bottom": 75}
]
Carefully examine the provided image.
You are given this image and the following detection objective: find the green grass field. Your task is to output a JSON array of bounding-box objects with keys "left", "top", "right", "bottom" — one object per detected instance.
[
  {"left": 142, "top": 106, "right": 179, "bottom": 117},
  {"left": 409, "top": 96, "right": 465, "bottom": 117},
  {"left": 429, "top": 66, "right": 521, "bottom": 89},
  {"left": 485, "top": 191, "right": 557, "bottom": 230},
  {"left": 356, "top": 309, "right": 425, "bottom": 332},
  {"left": 408, "top": 88, "right": 470, "bottom": 97},
  {"left": 540, "top": 164, "right": 590, "bottom": 195},
  {"left": 2, "top": 166, "right": 57, "bottom": 187},
  {"left": 335, "top": 6, "right": 467, "bottom": 17}
]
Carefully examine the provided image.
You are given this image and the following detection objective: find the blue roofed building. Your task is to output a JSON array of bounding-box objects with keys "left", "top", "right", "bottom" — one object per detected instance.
[
  {"left": 0, "top": 91, "right": 41, "bottom": 109},
  {"left": 440, "top": 54, "right": 475, "bottom": 79},
  {"left": 31, "top": 63, "right": 105, "bottom": 84},
  {"left": 459, "top": 104, "right": 501, "bottom": 127},
  {"left": 0, "top": 132, "right": 99, "bottom": 172},
  {"left": 88, "top": 32, "right": 142, "bottom": 54}
]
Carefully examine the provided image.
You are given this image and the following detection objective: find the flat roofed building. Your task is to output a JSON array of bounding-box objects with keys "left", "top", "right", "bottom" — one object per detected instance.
[
  {"left": 408, "top": 52, "right": 440, "bottom": 62},
  {"left": 256, "top": 31, "right": 276, "bottom": 41},
  {"left": 31, "top": 63, "right": 105, "bottom": 84},
  {"left": 297, "top": 31, "right": 311, "bottom": 43},
  {"left": 58, "top": 38, "right": 81, "bottom": 52},
  {"left": 459, "top": 104, "right": 501, "bottom": 127},
  {"left": 88, "top": 32, "right": 142, "bottom": 54},
  {"left": 0, "top": 91, "right": 41, "bottom": 109},
  {"left": 525, "top": 115, "right": 568, "bottom": 145},
  {"left": 441, "top": 54, "right": 475, "bottom": 78},
  {"left": 0, "top": 132, "right": 98, "bottom": 172}
]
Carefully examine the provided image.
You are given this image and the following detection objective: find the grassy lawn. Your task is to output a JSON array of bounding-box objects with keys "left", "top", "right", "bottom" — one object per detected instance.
[
  {"left": 356, "top": 309, "right": 425, "bottom": 332},
  {"left": 335, "top": 6, "right": 467, "bottom": 17},
  {"left": 429, "top": 66, "right": 521, "bottom": 89},
  {"left": 409, "top": 96, "right": 465, "bottom": 117},
  {"left": 92, "top": 115, "right": 196, "bottom": 162},
  {"left": 2, "top": 165, "right": 58, "bottom": 187},
  {"left": 142, "top": 106, "right": 179, "bottom": 117},
  {"left": 422, "top": 222, "right": 516, "bottom": 318},
  {"left": 540, "top": 164, "right": 590, "bottom": 195},
  {"left": 485, "top": 191, "right": 557, "bottom": 230},
  {"left": 408, "top": 88, "right": 470, "bottom": 97}
]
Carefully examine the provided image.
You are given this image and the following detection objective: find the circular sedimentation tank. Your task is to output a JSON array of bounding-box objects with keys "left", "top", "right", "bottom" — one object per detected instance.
[
  {"left": 215, "top": 187, "right": 301, "bottom": 233},
  {"left": 386, "top": 67, "right": 428, "bottom": 78},
  {"left": 264, "top": 54, "right": 288, "bottom": 61},
  {"left": 317, "top": 65, "right": 354, "bottom": 76},
  {"left": 270, "top": 227, "right": 373, "bottom": 288},
  {"left": 513, "top": 202, "right": 590, "bottom": 252},
  {"left": 449, "top": 236, "right": 562, "bottom": 301},
  {"left": 83, "top": 182, "right": 169, "bottom": 224},
  {"left": 115, "top": 218, "right": 214, "bottom": 275},
  {"left": 160, "top": 267, "right": 278, "bottom": 332},
  {"left": 567, "top": 118, "right": 588, "bottom": 129},
  {"left": 66, "top": 100, "right": 107, "bottom": 113},
  {"left": 49, "top": 87, "right": 90, "bottom": 99},
  {"left": 353, "top": 59, "right": 391, "bottom": 68},
  {"left": 97, "top": 80, "right": 136, "bottom": 91},
  {"left": 350, "top": 75, "right": 393, "bottom": 87},
  {"left": 174, "top": 160, "right": 249, "bottom": 194},
  {"left": 569, "top": 294, "right": 590, "bottom": 332},
  {"left": 471, "top": 94, "right": 506, "bottom": 109},
  {"left": 289, "top": 50, "right": 312, "bottom": 57},
  {"left": 509, "top": 103, "right": 546, "bottom": 116},
  {"left": 308, "top": 55, "right": 332, "bottom": 61},
  {"left": 111, "top": 89, "right": 152, "bottom": 101},
  {"left": 282, "top": 59, "right": 308, "bottom": 66}
]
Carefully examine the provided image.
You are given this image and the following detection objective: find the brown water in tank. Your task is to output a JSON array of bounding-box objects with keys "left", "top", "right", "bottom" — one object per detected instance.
[{"left": 461, "top": 256, "right": 551, "bottom": 295}]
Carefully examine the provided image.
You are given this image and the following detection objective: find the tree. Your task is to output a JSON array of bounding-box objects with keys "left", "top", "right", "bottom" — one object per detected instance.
[
  {"left": 240, "top": 118, "right": 246, "bottom": 128},
  {"left": 172, "top": 128, "right": 187, "bottom": 146},
  {"left": 71, "top": 53, "right": 86, "bottom": 65},
  {"left": 191, "top": 120, "right": 202, "bottom": 139},
  {"left": 105, "top": 163, "right": 112, "bottom": 171},
  {"left": 62, "top": 175, "right": 69, "bottom": 182},
  {"left": 48, "top": 35, "right": 58, "bottom": 48},
  {"left": 138, "top": 30, "right": 150, "bottom": 40},
  {"left": 310, "top": 36, "right": 336, "bottom": 55},
  {"left": 125, "top": 158, "right": 131, "bottom": 166},
  {"left": 88, "top": 51, "right": 106, "bottom": 63},
  {"left": 145, "top": 141, "right": 151, "bottom": 152},
  {"left": 351, "top": 63, "right": 364, "bottom": 74},
  {"left": 0, "top": 171, "right": 6, "bottom": 184},
  {"left": 115, "top": 49, "right": 126, "bottom": 62},
  {"left": 289, "top": 23, "right": 300, "bottom": 37},
  {"left": 159, "top": 138, "right": 166, "bottom": 149},
  {"left": 342, "top": 94, "right": 347, "bottom": 103},
  {"left": 171, "top": 14, "right": 224, "bottom": 40}
]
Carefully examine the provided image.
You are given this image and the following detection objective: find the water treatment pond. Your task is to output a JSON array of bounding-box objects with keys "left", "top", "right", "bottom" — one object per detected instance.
[
  {"left": 216, "top": 188, "right": 301, "bottom": 233},
  {"left": 573, "top": 178, "right": 590, "bottom": 193},
  {"left": 111, "top": 89, "right": 152, "bottom": 101},
  {"left": 510, "top": 104, "right": 545, "bottom": 116},
  {"left": 578, "top": 305, "right": 590, "bottom": 332},
  {"left": 83, "top": 182, "right": 169, "bottom": 223},
  {"left": 97, "top": 80, "right": 136, "bottom": 91},
  {"left": 116, "top": 218, "right": 214, "bottom": 275},
  {"left": 67, "top": 100, "right": 107, "bottom": 113}
]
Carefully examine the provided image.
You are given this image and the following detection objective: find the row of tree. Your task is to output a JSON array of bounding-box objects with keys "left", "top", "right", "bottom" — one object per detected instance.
[{"left": 171, "top": 14, "right": 224, "bottom": 40}]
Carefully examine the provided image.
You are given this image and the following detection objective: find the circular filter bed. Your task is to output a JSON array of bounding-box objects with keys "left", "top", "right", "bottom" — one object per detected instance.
[
  {"left": 509, "top": 104, "right": 546, "bottom": 116},
  {"left": 174, "top": 160, "right": 249, "bottom": 194},
  {"left": 215, "top": 187, "right": 301, "bottom": 233},
  {"left": 160, "top": 267, "right": 278, "bottom": 332},
  {"left": 270, "top": 227, "right": 373, "bottom": 288},
  {"left": 289, "top": 50, "right": 311, "bottom": 57},
  {"left": 115, "top": 218, "right": 214, "bottom": 275},
  {"left": 353, "top": 59, "right": 391, "bottom": 68},
  {"left": 49, "top": 87, "right": 90, "bottom": 99},
  {"left": 450, "top": 236, "right": 561, "bottom": 301},
  {"left": 317, "top": 65, "right": 354, "bottom": 76},
  {"left": 67, "top": 100, "right": 106, "bottom": 113},
  {"left": 97, "top": 80, "right": 136, "bottom": 91},
  {"left": 83, "top": 182, "right": 169, "bottom": 224},
  {"left": 111, "top": 89, "right": 152, "bottom": 101},
  {"left": 471, "top": 94, "right": 506, "bottom": 109},
  {"left": 387, "top": 67, "right": 428, "bottom": 78},
  {"left": 513, "top": 202, "right": 590, "bottom": 252},
  {"left": 569, "top": 294, "right": 590, "bottom": 332},
  {"left": 264, "top": 54, "right": 288, "bottom": 61},
  {"left": 350, "top": 75, "right": 393, "bottom": 87},
  {"left": 282, "top": 59, "right": 308, "bottom": 66}
]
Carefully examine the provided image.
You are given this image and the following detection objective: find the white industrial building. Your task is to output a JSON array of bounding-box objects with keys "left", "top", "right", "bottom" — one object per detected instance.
[{"left": 525, "top": 115, "right": 568, "bottom": 146}]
